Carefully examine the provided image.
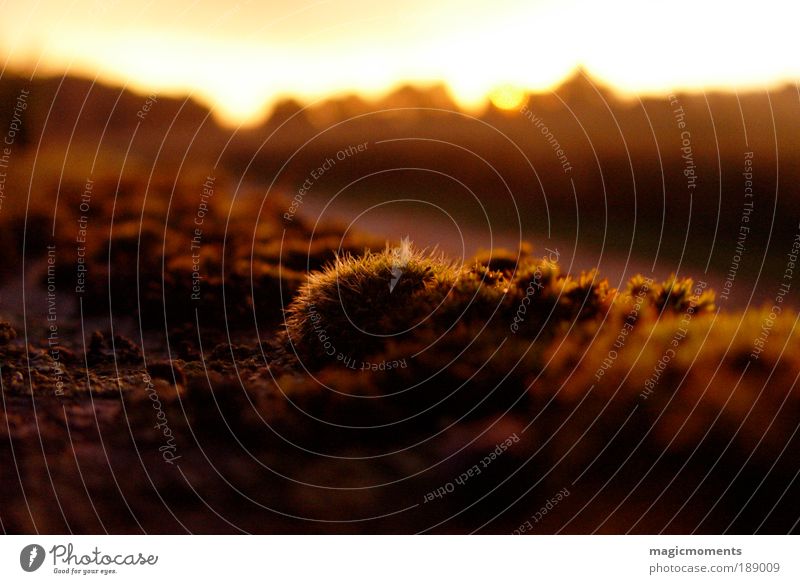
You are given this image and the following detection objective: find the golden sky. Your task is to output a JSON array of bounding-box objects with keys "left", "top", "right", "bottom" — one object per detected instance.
[{"left": 1, "top": 0, "right": 798, "bottom": 126}]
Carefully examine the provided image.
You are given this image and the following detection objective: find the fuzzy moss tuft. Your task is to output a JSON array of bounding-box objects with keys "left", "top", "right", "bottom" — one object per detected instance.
[
  {"left": 282, "top": 240, "right": 711, "bottom": 371},
  {"left": 283, "top": 241, "right": 461, "bottom": 363}
]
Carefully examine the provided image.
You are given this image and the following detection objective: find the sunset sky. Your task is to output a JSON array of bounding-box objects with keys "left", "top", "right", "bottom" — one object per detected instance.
[{"left": 1, "top": 0, "right": 798, "bottom": 125}]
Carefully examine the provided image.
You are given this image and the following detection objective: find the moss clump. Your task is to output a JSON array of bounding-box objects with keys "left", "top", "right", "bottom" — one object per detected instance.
[
  {"left": 0, "top": 321, "right": 17, "bottom": 346},
  {"left": 272, "top": 241, "right": 762, "bottom": 458},
  {"left": 284, "top": 240, "right": 461, "bottom": 363},
  {"left": 282, "top": 240, "right": 670, "bottom": 371},
  {"left": 649, "top": 274, "right": 716, "bottom": 315}
]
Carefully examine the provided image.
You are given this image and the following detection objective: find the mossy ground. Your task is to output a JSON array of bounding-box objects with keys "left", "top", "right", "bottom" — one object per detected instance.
[{"left": 1, "top": 181, "right": 799, "bottom": 534}]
